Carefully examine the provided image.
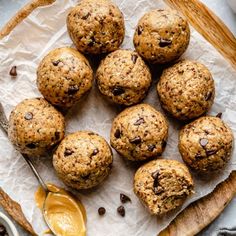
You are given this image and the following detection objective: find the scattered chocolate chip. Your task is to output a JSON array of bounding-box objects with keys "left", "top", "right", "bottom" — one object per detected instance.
[
  {"left": 195, "top": 153, "right": 203, "bottom": 159},
  {"left": 216, "top": 112, "right": 222, "bottom": 119},
  {"left": 52, "top": 60, "right": 60, "bottom": 66},
  {"left": 137, "top": 25, "right": 143, "bottom": 35},
  {"left": 9, "top": 66, "right": 17, "bottom": 77},
  {"left": 88, "top": 132, "right": 95, "bottom": 135},
  {"left": 92, "top": 148, "right": 99, "bottom": 156},
  {"left": 205, "top": 91, "right": 212, "bottom": 101},
  {"left": 162, "top": 140, "right": 167, "bottom": 149},
  {"left": 64, "top": 148, "right": 74, "bottom": 156},
  {"left": 98, "top": 207, "right": 106, "bottom": 216},
  {"left": 159, "top": 38, "right": 172, "bottom": 47},
  {"left": 199, "top": 138, "right": 208, "bottom": 147},
  {"left": 81, "top": 12, "right": 91, "bottom": 20},
  {"left": 120, "top": 194, "right": 131, "bottom": 203},
  {"left": 134, "top": 117, "right": 145, "bottom": 126},
  {"left": 151, "top": 170, "right": 159, "bottom": 179},
  {"left": 131, "top": 54, "right": 138, "bottom": 64},
  {"left": 117, "top": 206, "right": 125, "bottom": 217},
  {"left": 24, "top": 112, "right": 33, "bottom": 120},
  {"left": 26, "top": 143, "right": 37, "bottom": 149},
  {"left": 68, "top": 85, "right": 79, "bottom": 95},
  {"left": 148, "top": 144, "right": 155, "bottom": 152},
  {"left": 206, "top": 150, "right": 217, "bottom": 156},
  {"left": 55, "top": 131, "right": 60, "bottom": 140},
  {"left": 130, "top": 137, "right": 141, "bottom": 144},
  {"left": 112, "top": 86, "right": 125, "bottom": 96},
  {"left": 81, "top": 173, "right": 90, "bottom": 180},
  {"left": 114, "top": 129, "right": 121, "bottom": 138}
]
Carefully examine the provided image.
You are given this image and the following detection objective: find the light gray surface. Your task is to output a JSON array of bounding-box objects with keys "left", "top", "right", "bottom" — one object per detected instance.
[{"left": 0, "top": 0, "right": 235, "bottom": 236}]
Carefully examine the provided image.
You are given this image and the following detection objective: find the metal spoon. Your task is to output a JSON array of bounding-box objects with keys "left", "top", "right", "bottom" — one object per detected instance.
[{"left": 0, "top": 102, "right": 57, "bottom": 235}]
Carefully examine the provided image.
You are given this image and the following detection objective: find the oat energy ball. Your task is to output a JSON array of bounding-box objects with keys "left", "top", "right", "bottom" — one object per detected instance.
[
  {"left": 96, "top": 49, "right": 152, "bottom": 105},
  {"left": 37, "top": 47, "right": 93, "bottom": 108},
  {"left": 53, "top": 131, "right": 113, "bottom": 190},
  {"left": 134, "top": 159, "right": 194, "bottom": 215},
  {"left": 8, "top": 98, "right": 65, "bottom": 157},
  {"left": 179, "top": 116, "right": 234, "bottom": 173},
  {"left": 110, "top": 104, "right": 168, "bottom": 161},
  {"left": 67, "top": 0, "right": 125, "bottom": 54},
  {"left": 133, "top": 9, "right": 190, "bottom": 64},
  {"left": 157, "top": 60, "right": 215, "bottom": 120}
]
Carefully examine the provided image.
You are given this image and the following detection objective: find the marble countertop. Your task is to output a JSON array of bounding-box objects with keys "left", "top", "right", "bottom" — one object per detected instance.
[{"left": 0, "top": 0, "right": 235, "bottom": 236}]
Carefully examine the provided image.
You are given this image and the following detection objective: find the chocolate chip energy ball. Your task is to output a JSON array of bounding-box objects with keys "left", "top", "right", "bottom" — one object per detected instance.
[
  {"left": 67, "top": 0, "right": 125, "bottom": 54},
  {"left": 53, "top": 131, "right": 113, "bottom": 189},
  {"left": 179, "top": 116, "right": 234, "bottom": 173},
  {"left": 8, "top": 98, "right": 65, "bottom": 157},
  {"left": 134, "top": 159, "right": 194, "bottom": 215},
  {"left": 110, "top": 104, "right": 168, "bottom": 161},
  {"left": 133, "top": 9, "right": 190, "bottom": 64},
  {"left": 157, "top": 60, "right": 215, "bottom": 120},
  {"left": 37, "top": 47, "right": 93, "bottom": 108},
  {"left": 96, "top": 49, "right": 152, "bottom": 105}
]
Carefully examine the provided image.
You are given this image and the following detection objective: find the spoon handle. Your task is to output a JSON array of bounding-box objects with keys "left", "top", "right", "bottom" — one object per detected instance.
[{"left": 0, "top": 102, "right": 48, "bottom": 193}]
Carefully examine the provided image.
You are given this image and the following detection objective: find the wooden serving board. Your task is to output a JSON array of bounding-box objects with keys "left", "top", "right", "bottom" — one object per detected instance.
[{"left": 1, "top": 1, "right": 236, "bottom": 235}]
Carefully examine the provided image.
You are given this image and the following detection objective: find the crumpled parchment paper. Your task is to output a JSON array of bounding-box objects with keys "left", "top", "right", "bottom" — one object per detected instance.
[{"left": 0, "top": 0, "right": 236, "bottom": 235}]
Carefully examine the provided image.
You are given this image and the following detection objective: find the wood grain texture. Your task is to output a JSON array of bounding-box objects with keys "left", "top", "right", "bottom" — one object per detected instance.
[
  {"left": 0, "top": 0, "right": 55, "bottom": 40},
  {"left": 164, "top": 0, "right": 236, "bottom": 70},
  {"left": 158, "top": 171, "right": 236, "bottom": 236}
]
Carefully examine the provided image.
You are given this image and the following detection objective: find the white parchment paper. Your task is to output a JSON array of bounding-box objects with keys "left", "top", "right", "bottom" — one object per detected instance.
[{"left": 0, "top": 0, "right": 236, "bottom": 235}]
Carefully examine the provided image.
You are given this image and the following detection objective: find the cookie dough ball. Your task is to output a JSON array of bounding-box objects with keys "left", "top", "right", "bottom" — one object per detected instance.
[
  {"left": 67, "top": 0, "right": 125, "bottom": 54},
  {"left": 179, "top": 116, "right": 234, "bottom": 173},
  {"left": 110, "top": 104, "right": 168, "bottom": 161},
  {"left": 37, "top": 47, "right": 93, "bottom": 108},
  {"left": 133, "top": 9, "right": 190, "bottom": 64},
  {"left": 8, "top": 98, "right": 65, "bottom": 157},
  {"left": 96, "top": 49, "right": 152, "bottom": 105},
  {"left": 134, "top": 159, "right": 194, "bottom": 215},
  {"left": 53, "top": 131, "right": 113, "bottom": 189},
  {"left": 157, "top": 60, "right": 215, "bottom": 120}
]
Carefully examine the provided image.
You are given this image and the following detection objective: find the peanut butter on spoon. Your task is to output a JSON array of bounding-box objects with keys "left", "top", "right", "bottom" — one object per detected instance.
[{"left": 35, "top": 184, "right": 86, "bottom": 236}]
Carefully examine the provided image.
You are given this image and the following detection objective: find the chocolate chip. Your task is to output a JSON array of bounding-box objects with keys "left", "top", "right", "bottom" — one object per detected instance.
[
  {"left": 151, "top": 170, "right": 159, "bottom": 179},
  {"left": 195, "top": 153, "right": 203, "bottom": 159},
  {"left": 131, "top": 54, "right": 138, "bottom": 64},
  {"left": 9, "top": 66, "right": 17, "bottom": 76},
  {"left": 216, "top": 112, "right": 222, "bottom": 118},
  {"left": 162, "top": 140, "right": 167, "bottom": 149},
  {"left": 159, "top": 38, "right": 172, "bottom": 47},
  {"left": 81, "top": 12, "right": 91, "bottom": 20},
  {"left": 148, "top": 144, "right": 155, "bottom": 152},
  {"left": 98, "top": 207, "right": 106, "bottom": 216},
  {"left": 88, "top": 132, "right": 95, "bottom": 136},
  {"left": 114, "top": 129, "right": 121, "bottom": 138},
  {"left": 55, "top": 131, "right": 60, "bottom": 140},
  {"left": 26, "top": 143, "right": 37, "bottom": 149},
  {"left": 68, "top": 85, "right": 79, "bottom": 95},
  {"left": 199, "top": 138, "right": 208, "bottom": 147},
  {"left": 24, "top": 112, "right": 33, "bottom": 120},
  {"left": 64, "top": 148, "right": 74, "bottom": 156},
  {"left": 134, "top": 117, "right": 145, "bottom": 126},
  {"left": 92, "top": 148, "right": 99, "bottom": 156},
  {"left": 205, "top": 91, "right": 212, "bottom": 101},
  {"left": 137, "top": 25, "right": 143, "bottom": 35},
  {"left": 88, "top": 36, "right": 95, "bottom": 46},
  {"left": 112, "top": 86, "right": 125, "bottom": 96},
  {"left": 117, "top": 206, "right": 125, "bottom": 217},
  {"left": 120, "top": 194, "right": 131, "bottom": 203},
  {"left": 52, "top": 60, "right": 60, "bottom": 66},
  {"left": 206, "top": 150, "right": 217, "bottom": 156},
  {"left": 130, "top": 137, "right": 141, "bottom": 144},
  {"left": 81, "top": 173, "right": 90, "bottom": 180}
]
